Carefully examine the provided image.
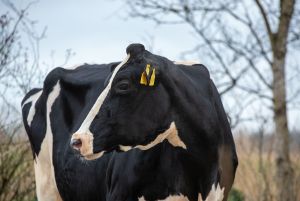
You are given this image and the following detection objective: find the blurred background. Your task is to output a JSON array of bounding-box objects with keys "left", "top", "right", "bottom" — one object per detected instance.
[{"left": 0, "top": 0, "right": 299, "bottom": 201}]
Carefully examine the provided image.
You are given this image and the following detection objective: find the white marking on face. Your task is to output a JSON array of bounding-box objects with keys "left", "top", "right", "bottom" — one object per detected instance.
[
  {"left": 22, "top": 90, "right": 43, "bottom": 126},
  {"left": 71, "top": 54, "right": 130, "bottom": 158},
  {"left": 174, "top": 61, "right": 200, "bottom": 66},
  {"left": 34, "top": 82, "right": 62, "bottom": 201},
  {"left": 119, "top": 121, "right": 187, "bottom": 152}
]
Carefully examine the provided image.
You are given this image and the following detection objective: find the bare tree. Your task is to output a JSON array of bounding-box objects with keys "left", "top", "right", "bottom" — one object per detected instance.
[
  {"left": 0, "top": 1, "right": 47, "bottom": 200},
  {"left": 123, "top": 0, "right": 300, "bottom": 200},
  {"left": 0, "top": 0, "right": 46, "bottom": 123}
]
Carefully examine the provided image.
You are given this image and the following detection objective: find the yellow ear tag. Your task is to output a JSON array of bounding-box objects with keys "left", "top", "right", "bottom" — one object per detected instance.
[
  {"left": 145, "top": 64, "right": 150, "bottom": 76},
  {"left": 140, "top": 71, "right": 147, "bottom": 85},
  {"left": 140, "top": 64, "right": 151, "bottom": 85},
  {"left": 149, "top": 68, "right": 155, "bottom": 86}
]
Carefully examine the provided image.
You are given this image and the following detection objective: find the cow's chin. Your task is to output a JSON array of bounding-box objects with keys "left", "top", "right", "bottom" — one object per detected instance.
[{"left": 83, "top": 151, "right": 105, "bottom": 160}]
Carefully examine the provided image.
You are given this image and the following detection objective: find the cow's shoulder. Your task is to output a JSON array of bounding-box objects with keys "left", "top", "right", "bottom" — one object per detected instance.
[
  {"left": 192, "top": 64, "right": 210, "bottom": 78},
  {"left": 176, "top": 63, "right": 212, "bottom": 98}
]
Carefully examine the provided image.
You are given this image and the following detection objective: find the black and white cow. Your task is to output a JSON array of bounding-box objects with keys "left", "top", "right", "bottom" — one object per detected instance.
[
  {"left": 71, "top": 44, "right": 238, "bottom": 201},
  {"left": 21, "top": 63, "right": 120, "bottom": 201}
]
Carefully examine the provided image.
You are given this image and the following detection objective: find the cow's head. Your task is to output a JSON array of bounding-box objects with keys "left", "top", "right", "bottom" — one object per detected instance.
[{"left": 71, "top": 44, "right": 186, "bottom": 160}]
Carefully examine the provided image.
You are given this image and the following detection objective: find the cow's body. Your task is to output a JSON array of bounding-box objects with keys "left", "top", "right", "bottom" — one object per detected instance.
[
  {"left": 22, "top": 44, "right": 237, "bottom": 201},
  {"left": 104, "top": 63, "right": 237, "bottom": 201}
]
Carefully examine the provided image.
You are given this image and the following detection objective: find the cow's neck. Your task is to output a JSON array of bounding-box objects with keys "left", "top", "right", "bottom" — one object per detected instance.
[
  {"left": 163, "top": 67, "right": 209, "bottom": 126},
  {"left": 168, "top": 111, "right": 217, "bottom": 158},
  {"left": 161, "top": 66, "right": 219, "bottom": 148}
]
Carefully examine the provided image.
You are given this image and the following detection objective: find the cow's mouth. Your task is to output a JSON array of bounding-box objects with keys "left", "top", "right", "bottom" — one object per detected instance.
[
  {"left": 71, "top": 136, "right": 119, "bottom": 160},
  {"left": 83, "top": 151, "right": 105, "bottom": 160},
  {"left": 82, "top": 144, "right": 124, "bottom": 160}
]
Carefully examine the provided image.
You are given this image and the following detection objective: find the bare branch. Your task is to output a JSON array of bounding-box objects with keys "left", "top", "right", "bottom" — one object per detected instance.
[{"left": 253, "top": 0, "right": 274, "bottom": 44}]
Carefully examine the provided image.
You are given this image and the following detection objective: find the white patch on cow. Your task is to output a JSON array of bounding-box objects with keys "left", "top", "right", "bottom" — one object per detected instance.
[
  {"left": 139, "top": 195, "right": 189, "bottom": 201},
  {"left": 66, "top": 63, "right": 84, "bottom": 69},
  {"left": 159, "top": 194, "right": 189, "bottom": 201},
  {"left": 119, "top": 145, "right": 133, "bottom": 152},
  {"left": 65, "top": 63, "right": 91, "bottom": 69},
  {"left": 174, "top": 61, "right": 200, "bottom": 66},
  {"left": 119, "top": 121, "right": 187, "bottom": 152},
  {"left": 199, "top": 184, "right": 224, "bottom": 201},
  {"left": 139, "top": 184, "right": 224, "bottom": 201},
  {"left": 85, "top": 151, "right": 105, "bottom": 160},
  {"left": 71, "top": 54, "right": 130, "bottom": 158},
  {"left": 21, "top": 90, "right": 43, "bottom": 126},
  {"left": 65, "top": 62, "right": 103, "bottom": 70},
  {"left": 34, "top": 82, "right": 62, "bottom": 201}
]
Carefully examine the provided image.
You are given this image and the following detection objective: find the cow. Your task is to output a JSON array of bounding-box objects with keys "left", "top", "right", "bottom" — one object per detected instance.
[
  {"left": 71, "top": 44, "right": 238, "bottom": 201},
  {"left": 21, "top": 63, "right": 122, "bottom": 201}
]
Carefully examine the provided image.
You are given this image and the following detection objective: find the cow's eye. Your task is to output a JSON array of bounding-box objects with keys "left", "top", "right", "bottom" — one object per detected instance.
[
  {"left": 115, "top": 80, "right": 130, "bottom": 94},
  {"left": 118, "top": 83, "right": 129, "bottom": 90}
]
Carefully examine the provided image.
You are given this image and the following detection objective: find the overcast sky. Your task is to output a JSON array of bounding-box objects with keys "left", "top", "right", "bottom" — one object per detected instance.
[
  {"left": 12, "top": 0, "right": 197, "bottom": 67},
  {"left": 1, "top": 0, "right": 299, "bottom": 131}
]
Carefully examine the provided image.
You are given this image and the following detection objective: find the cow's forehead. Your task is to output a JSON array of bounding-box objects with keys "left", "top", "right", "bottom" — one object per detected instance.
[
  {"left": 74, "top": 54, "right": 131, "bottom": 134},
  {"left": 113, "top": 69, "right": 135, "bottom": 81},
  {"left": 116, "top": 62, "right": 144, "bottom": 76}
]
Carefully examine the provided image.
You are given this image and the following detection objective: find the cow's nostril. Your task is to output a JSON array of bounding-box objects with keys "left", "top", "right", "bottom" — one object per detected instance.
[{"left": 71, "top": 138, "right": 82, "bottom": 150}]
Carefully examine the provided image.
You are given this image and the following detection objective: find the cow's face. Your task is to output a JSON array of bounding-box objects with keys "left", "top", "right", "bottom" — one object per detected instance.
[
  {"left": 90, "top": 52, "right": 173, "bottom": 154},
  {"left": 71, "top": 44, "right": 181, "bottom": 160}
]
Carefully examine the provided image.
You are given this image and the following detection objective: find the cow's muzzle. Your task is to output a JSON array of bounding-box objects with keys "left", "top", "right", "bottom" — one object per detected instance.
[{"left": 70, "top": 132, "right": 104, "bottom": 160}]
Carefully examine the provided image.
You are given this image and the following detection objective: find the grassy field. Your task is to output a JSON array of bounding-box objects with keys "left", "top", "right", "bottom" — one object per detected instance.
[
  {"left": 232, "top": 134, "right": 300, "bottom": 201},
  {"left": 0, "top": 137, "right": 35, "bottom": 201}
]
